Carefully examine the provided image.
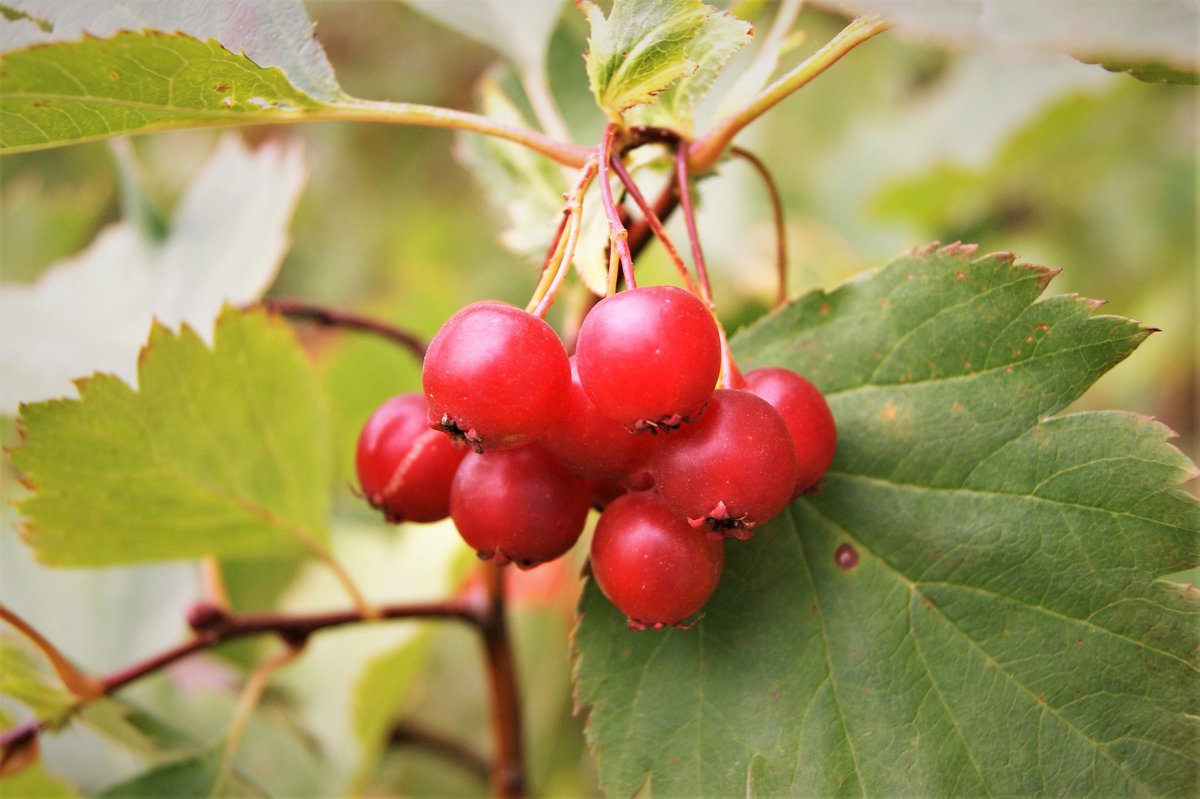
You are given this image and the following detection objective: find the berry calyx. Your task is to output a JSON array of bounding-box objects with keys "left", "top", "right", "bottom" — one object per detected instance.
[
  {"left": 652, "top": 389, "right": 798, "bottom": 538},
  {"left": 589, "top": 491, "right": 725, "bottom": 630},
  {"left": 540, "top": 356, "right": 655, "bottom": 481},
  {"left": 356, "top": 394, "right": 467, "bottom": 523},
  {"left": 575, "top": 285, "right": 721, "bottom": 432},
  {"left": 743, "top": 367, "right": 837, "bottom": 495},
  {"left": 449, "top": 443, "right": 591, "bottom": 569},
  {"left": 423, "top": 301, "right": 570, "bottom": 452}
]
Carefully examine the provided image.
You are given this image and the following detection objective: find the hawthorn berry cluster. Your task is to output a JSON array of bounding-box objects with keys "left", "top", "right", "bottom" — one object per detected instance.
[{"left": 355, "top": 284, "right": 836, "bottom": 630}]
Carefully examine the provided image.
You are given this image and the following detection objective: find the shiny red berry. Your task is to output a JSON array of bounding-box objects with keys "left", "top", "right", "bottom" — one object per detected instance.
[
  {"left": 575, "top": 285, "right": 721, "bottom": 432},
  {"left": 356, "top": 394, "right": 466, "bottom": 523},
  {"left": 449, "top": 443, "right": 591, "bottom": 569},
  {"left": 652, "top": 389, "right": 798, "bottom": 538},
  {"left": 423, "top": 302, "right": 569, "bottom": 452},
  {"left": 743, "top": 367, "right": 837, "bottom": 495},
  {"left": 590, "top": 491, "right": 724, "bottom": 630},
  {"left": 540, "top": 356, "right": 655, "bottom": 481}
]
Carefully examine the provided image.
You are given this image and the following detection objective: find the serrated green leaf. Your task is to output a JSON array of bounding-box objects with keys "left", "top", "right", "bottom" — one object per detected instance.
[
  {"left": 627, "top": 8, "right": 753, "bottom": 133},
  {"left": 11, "top": 307, "right": 330, "bottom": 566},
  {"left": 0, "top": 0, "right": 342, "bottom": 102},
  {"left": 583, "top": 0, "right": 710, "bottom": 119},
  {"left": 574, "top": 246, "right": 1200, "bottom": 796},
  {"left": 810, "top": 0, "right": 1199, "bottom": 72},
  {"left": 0, "top": 31, "right": 333, "bottom": 154}
]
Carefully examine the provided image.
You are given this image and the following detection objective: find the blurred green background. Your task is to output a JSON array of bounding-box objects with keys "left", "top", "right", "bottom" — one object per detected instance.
[{"left": 1, "top": 2, "right": 1195, "bottom": 795}]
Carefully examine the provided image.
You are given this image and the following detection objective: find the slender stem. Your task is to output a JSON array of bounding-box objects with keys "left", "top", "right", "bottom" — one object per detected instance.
[
  {"left": 608, "top": 156, "right": 701, "bottom": 298},
  {"left": 530, "top": 158, "right": 599, "bottom": 317},
  {"left": 0, "top": 604, "right": 103, "bottom": 700},
  {"left": 212, "top": 645, "right": 303, "bottom": 796},
  {"left": 674, "top": 144, "right": 714, "bottom": 307},
  {"left": 525, "top": 210, "right": 573, "bottom": 315},
  {"left": 258, "top": 298, "right": 427, "bottom": 359},
  {"left": 479, "top": 562, "right": 525, "bottom": 798},
  {"left": 305, "top": 100, "right": 592, "bottom": 168},
  {"left": 598, "top": 125, "right": 636, "bottom": 290},
  {"left": 200, "top": 557, "right": 232, "bottom": 610},
  {"left": 518, "top": 63, "right": 572, "bottom": 145},
  {"left": 730, "top": 147, "right": 789, "bottom": 308},
  {"left": 688, "top": 15, "right": 889, "bottom": 172},
  {"left": 388, "top": 721, "right": 490, "bottom": 783}
]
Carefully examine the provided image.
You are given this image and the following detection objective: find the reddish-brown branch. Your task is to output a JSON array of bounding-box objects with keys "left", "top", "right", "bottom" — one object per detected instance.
[
  {"left": 478, "top": 562, "right": 526, "bottom": 798},
  {"left": 258, "top": 297, "right": 428, "bottom": 359},
  {"left": 731, "top": 146, "right": 789, "bottom": 308}
]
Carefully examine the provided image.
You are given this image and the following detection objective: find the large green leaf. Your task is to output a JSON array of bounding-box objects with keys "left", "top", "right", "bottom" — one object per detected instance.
[
  {"left": 10, "top": 307, "right": 331, "bottom": 566},
  {"left": 573, "top": 245, "right": 1200, "bottom": 796},
  {"left": 810, "top": 0, "right": 1199, "bottom": 75},
  {"left": 0, "top": 31, "right": 333, "bottom": 153}
]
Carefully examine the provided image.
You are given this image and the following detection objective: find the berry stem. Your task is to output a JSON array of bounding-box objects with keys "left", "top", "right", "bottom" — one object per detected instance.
[
  {"left": 687, "top": 15, "right": 890, "bottom": 172},
  {"left": 674, "top": 142, "right": 714, "bottom": 307},
  {"left": 258, "top": 297, "right": 427, "bottom": 359},
  {"left": 0, "top": 603, "right": 104, "bottom": 700},
  {"left": 608, "top": 154, "right": 701, "bottom": 298},
  {"left": 530, "top": 157, "right": 599, "bottom": 318},
  {"left": 599, "top": 124, "right": 636, "bottom": 290},
  {"left": 730, "top": 146, "right": 789, "bottom": 309}
]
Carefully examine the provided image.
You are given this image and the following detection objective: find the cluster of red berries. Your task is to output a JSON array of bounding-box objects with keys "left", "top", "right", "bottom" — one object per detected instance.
[{"left": 355, "top": 285, "right": 836, "bottom": 630}]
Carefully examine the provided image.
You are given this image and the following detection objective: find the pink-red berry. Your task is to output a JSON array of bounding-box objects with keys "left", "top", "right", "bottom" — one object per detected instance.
[{"left": 743, "top": 367, "right": 837, "bottom": 495}]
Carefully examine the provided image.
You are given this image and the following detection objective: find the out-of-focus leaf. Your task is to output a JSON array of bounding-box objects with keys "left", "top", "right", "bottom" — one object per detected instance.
[
  {"left": 10, "top": 308, "right": 331, "bottom": 566},
  {"left": 401, "top": 0, "right": 565, "bottom": 72},
  {"left": 0, "top": 635, "right": 75, "bottom": 721},
  {"left": 456, "top": 74, "right": 565, "bottom": 262},
  {"left": 0, "top": 0, "right": 342, "bottom": 102},
  {"left": 94, "top": 747, "right": 265, "bottom": 798},
  {"left": 809, "top": 0, "right": 1199, "bottom": 72},
  {"left": 1089, "top": 59, "right": 1200, "bottom": 85},
  {"left": 0, "top": 709, "right": 78, "bottom": 796},
  {"left": 574, "top": 246, "right": 1200, "bottom": 796},
  {"left": 0, "top": 133, "right": 306, "bottom": 414},
  {"left": 582, "top": 0, "right": 710, "bottom": 119},
  {"left": 628, "top": 7, "right": 753, "bottom": 133}
]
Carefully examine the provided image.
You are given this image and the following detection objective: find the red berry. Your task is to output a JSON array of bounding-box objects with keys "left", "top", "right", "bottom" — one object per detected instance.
[
  {"left": 423, "top": 302, "right": 569, "bottom": 452},
  {"left": 590, "top": 491, "right": 724, "bottom": 630},
  {"left": 449, "top": 443, "right": 591, "bottom": 569},
  {"left": 356, "top": 394, "right": 467, "bottom": 523},
  {"left": 743, "top": 367, "right": 837, "bottom": 495},
  {"left": 652, "top": 389, "right": 798, "bottom": 538},
  {"left": 575, "top": 285, "right": 721, "bottom": 432},
  {"left": 540, "top": 356, "right": 655, "bottom": 481}
]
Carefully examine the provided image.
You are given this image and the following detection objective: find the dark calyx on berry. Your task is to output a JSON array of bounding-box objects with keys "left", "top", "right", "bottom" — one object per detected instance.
[{"left": 435, "top": 413, "right": 484, "bottom": 454}]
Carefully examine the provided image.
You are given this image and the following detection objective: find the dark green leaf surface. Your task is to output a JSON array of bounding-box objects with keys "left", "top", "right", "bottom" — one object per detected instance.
[
  {"left": 0, "top": 31, "right": 332, "bottom": 153},
  {"left": 573, "top": 245, "right": 1200, "bottom": 797},
  {"left": 11, "top": 308, "right": 330, "bottom": 566}
]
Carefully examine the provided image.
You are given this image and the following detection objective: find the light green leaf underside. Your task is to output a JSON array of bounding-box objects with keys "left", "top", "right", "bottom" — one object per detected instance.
[
  {"left": 584, "top": 0, "right": 711, "bottom": 118},
  {"left": 0, "top": 31, "right": 332, "bottom": 153},
  {"left": 401, "top": 0, "right": 565, "bottom": 71},
  {"left": 573, "top": 246, "right": 1199, "bottom": 797},
  {"left": 627, "top": 8, "right": 753, "bottom": 133},
  {"left": 12, "top": 307, "right": 331, "bottom": 566}
]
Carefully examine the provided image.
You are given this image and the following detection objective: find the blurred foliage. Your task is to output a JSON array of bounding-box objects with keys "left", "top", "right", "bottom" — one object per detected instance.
[{"left": 0, "top": 1, "right": 1195, "bottom": 795}]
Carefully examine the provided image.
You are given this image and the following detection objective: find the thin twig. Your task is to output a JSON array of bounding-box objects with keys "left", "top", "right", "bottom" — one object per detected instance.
[
  {"left": 478, "top": 562, "right": 525, "bottom": 798},
  {"left": 730, "top": 146, "right": 789, "bottom": 308},
  {"left": 258, "top": 297, "right": 427, "bottom": 359},
  {"left": 608, "top": 156, "right": 701, "bottom": 298},
  {"left": 389, "top": 721, "right": 491, "bottom": 783},
  {"left": 674, "top": 143, "right": 714, "bottom": 307},
  {"left": 598, "top": 125, "right": 636, "bottom": 290}
]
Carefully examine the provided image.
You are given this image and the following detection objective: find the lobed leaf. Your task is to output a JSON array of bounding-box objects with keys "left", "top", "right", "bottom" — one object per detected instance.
[
  {"left": 0, "top": 31, "right": 332, "bottom": 153},
  {"left": 573, "top": 245, "right": 1200, "bottom": 796},
  {"left": 583, "top": 0, "right": 710, "bottom": 119},
  {"left": 10, "top": 307, "right": 331, "bottom": 566}
]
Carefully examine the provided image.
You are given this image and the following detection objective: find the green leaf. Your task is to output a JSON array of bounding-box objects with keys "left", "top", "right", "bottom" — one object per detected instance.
[
  {"left": 573, "top": 246, "right": 1200, "bottom": 796},
  {"left": 10, "top": 307, "right": 331, "bottom": 566},
  {"left": 95, "top": 748, "right": 265, "bottom": 798},
  {"left": 583, "top": 0, "right": 711, "bottom": 119},
  {"left": 810, "top": 0, "right": 1199, "bottom": 72},
  {"left": 627, "top": 7, "right": 753, "bottom": 133},
  {"left": 0, "top": 30, "right": 336, "bottom": 153},
  {"left": 1089, "top": 59, "right": 1200, "bottom": 85},
  {"left": 0, "top": 0, "right": 342, "bottom": 102},
  {"left": 0, "top": 634, "right": 75, "bottom": 721},
  {"left": 0, "top": 133, "right": 307, "bottom": 414}
]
